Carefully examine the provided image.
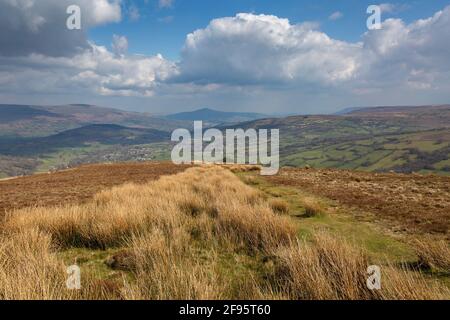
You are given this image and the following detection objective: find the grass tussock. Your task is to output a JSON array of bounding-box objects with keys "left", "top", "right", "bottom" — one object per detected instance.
[
  {"left": 412, "top": 237, "right": 450, "bottom": 272},
  {"left": 269, "top": 199, "right": 290, "bottom": 215},
  {"left": 302, "top": 197, "right": 326, "bottom": 217},
  {"left": 379, "top": 265, "right": 450, "bottom": 300},
  {"left": 0, "top": 229, "right": 116, "bottom": 300},
  {"left": 220, "top": 164, "right": 262, "bottom": 173},
  {"left": 1, "top": 166, "right": 448, "bottom": 300},
  {"left": 272, "top": 232, "right": 373, "bottom": 300},
  {"left": 242, "top": 175, "right": 260, "bottom": 186},
  {"left": 122, "top": 230, "right": 223, "bottom": 300},
  {"left": 0, "top": 229, "right": 69, "bottom": 300},
  {"left": 271, "top": 232, "right": 449, "bottom": 300}
]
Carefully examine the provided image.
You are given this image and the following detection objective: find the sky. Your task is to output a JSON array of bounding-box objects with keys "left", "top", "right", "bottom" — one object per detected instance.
[{"left": 0, "top": 0, "right": 449, "bottom": 115}]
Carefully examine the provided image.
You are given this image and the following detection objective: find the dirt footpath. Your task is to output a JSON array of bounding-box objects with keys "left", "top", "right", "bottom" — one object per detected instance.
[{"left": 265, "top": 168, "right": 450, "bottom": 238}]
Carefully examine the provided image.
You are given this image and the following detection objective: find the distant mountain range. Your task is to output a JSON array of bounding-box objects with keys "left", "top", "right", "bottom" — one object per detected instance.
[
  {"left": 336, "top": 104, "right": 450, "bottom": 116},
  {"left": 165, "top": 108, "right": 268, "bottom": 124},
  {"left": 0, "top": 104, "right": 271, "bottom": 138},
  {"left": 0, "top": 104, "right": 186, "bottom": 138},
  {"left": 0, "top": 104, "right": 449, "bottom": 178},
  {"left": 334, "top": 107, "right": 364, "bottom": 115},
  {"left": 0, "top": 105, "right": 58, "bottom": 123}
]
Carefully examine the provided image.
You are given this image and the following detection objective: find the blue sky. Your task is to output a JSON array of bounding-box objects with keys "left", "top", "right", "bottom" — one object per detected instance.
[
  {"left": 89, "top": 0, "right": 450, "bottom": 60},
  {"left": 1, "top": 0, "right": 450, "bottom": 114}
]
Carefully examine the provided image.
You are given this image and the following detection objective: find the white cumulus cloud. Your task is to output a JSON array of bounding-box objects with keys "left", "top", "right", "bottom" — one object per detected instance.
[
  {"left": 176, "top": 13, "right": 361, "bottom": 86},
  {"left": 0, "top": 0, "right": 122, "bottom": 57},
  {"left": 112, "top": 34, "right": 129, "bottom": 56},
  {"left": 1, "top": 4, "right": 450, "bottom": 112}
]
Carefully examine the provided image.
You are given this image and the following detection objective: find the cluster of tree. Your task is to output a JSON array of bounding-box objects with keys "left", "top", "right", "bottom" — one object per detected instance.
[{"left": 390, "top": 147, "right": 450, "bottom": 173}]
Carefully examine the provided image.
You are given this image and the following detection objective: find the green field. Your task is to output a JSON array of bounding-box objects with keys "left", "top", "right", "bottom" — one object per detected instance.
[
  {"left": 1, "top": 105, "right": 450, "bottom": 177},
  {"left": 282, "top": 130, "right": 450, "bottom": 175}
]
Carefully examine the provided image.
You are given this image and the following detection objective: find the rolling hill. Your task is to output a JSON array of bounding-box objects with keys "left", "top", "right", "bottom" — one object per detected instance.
[
  {"left": 0, "top": 124, "right": 170, "bottom": 177},
  {"left": 0, "top": 105, "right": 59, "bottom": 124},
  {"left": 165, "top": 107, "right": 268, "bottom": 125},
  {"left": 221, "top": 105, "right": 450, "bottom": 175},
  {"left": 0, "top": 104, "right": 449, "bottom": 178},
  {"left": 0, "top": 124, "right": 169, "bottom": 156},
  {"left": 0, "top": 104, "right": 187, "bottom": 138},
  {"left": 342, "top": 104, "right": 450, "bottom": 129}
]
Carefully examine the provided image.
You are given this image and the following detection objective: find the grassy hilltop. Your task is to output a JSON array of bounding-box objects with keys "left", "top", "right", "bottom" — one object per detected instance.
[{"left": 0, "top": 163, "right": 449, "bottom": 299}]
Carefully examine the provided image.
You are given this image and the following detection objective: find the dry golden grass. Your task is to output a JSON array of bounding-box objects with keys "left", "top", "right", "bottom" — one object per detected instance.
[
  {"left": 1, "top": 165, "right": 448, "bottom": 300},
  {"left": 0, "top": 228, "right": 69, "bottom": 300},
  {"left": 0, "top": 166, "right": 294, "bottom": 299},
  {"left": 242, "top": 175, "right": 260, "bottom": 186},
  {"left": 0, "top": 228, "right": 116, "bottom": 300},
  {"left": 412, "top": 237, "right": 450, "bottom": 272},
  {"left": 5, "top": 167, "right": 292, "bottom": 249},
  {"left": 219, "top": 164, "right": 262, "bottom": 173},
  {"left": 269, "top": 199, "right": 290, "bottom": 215},
  {"left": 271, "top": 232, "right": 450, "bottom": 300},
  {"left": 302, "top": 197, "right": 326, "bottom": 217},
  {"left": 0, "top": 162, "right": 190, "bottom": 218},
  {"left": 121, "top": 230, "right": 224, "bottom": 300},
  {"left": 272, "top": 232, "right": 373, "bottom": 300},
  {"left": 380, "top": 265, "right": 450, "bottom": 300}
]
